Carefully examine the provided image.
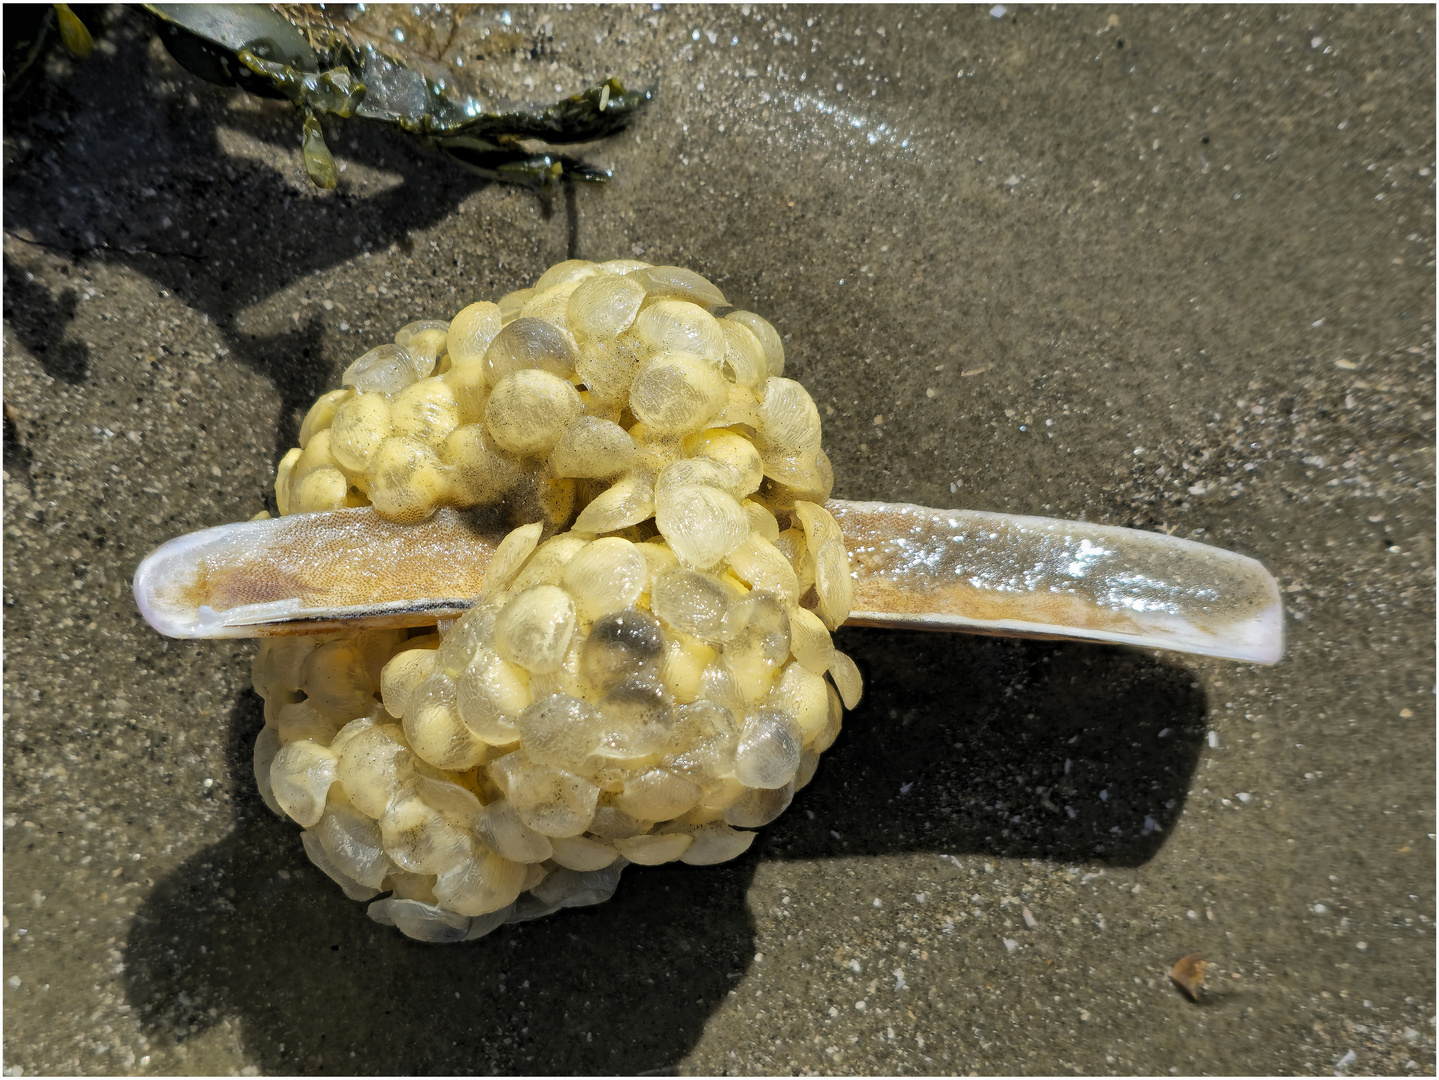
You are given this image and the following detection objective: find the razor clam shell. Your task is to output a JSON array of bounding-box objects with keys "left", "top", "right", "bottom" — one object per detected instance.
[
  {"left": 133, "top": 501, "right": 1283, "bottom": 663},
  {"left": 133, "top": 507, "right": 499, "bottom": 638},
  {"left": 828, "top": 501, "right": 1282, "bottom": 665}
]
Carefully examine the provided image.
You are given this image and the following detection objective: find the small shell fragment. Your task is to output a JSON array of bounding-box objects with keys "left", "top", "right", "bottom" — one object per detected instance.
[{"left": 1170, "top": 953, "right": 1210, "bottom": 1002}]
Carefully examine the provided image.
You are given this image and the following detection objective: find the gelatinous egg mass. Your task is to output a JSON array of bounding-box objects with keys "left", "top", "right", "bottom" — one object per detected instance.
[{"left": 255, "top": 258, "right": 862, "bottom": 942}]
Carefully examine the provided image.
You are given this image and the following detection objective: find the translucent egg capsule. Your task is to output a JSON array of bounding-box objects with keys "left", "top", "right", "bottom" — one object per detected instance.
[
  {"left": 629, "top": 351, "right": 728, "bottom": 438},
  {"left": 298, "top": 388, "right": 351, "bottom": 449},
  {"left": 743, "top": 499, "right": 781, "bottom": 542},
  {"left": 828, "top": 650, "right": 864, "bottom": 710},
  {"left": 432, "top": 840, "right": 528, "bottom": 917},
  {"left": 725, "top": 534, "right": 801, "bottom": 604},
  {"left": 343, "top": 342, "right": 429, "bottom": 396},
  {"left": 385, "top": 870, "right": 441, "bottom": 904},
  {"left": 774, "top": 527, "right": 815, "bottom": 594},
  {"left": 765, "top": 448, "right": 835, "bottom": 512},
  {"left": 726, "top": 310, "right": 785, "bottom": 377},
  {"left": 596, "top": 675, "right": 676, "bottom": 760},
  {"left": 497, "top": 286, "right": 536, "bottom": 323},
  {"left": 301, "top": 832, "right": 380, "bottom": 901},
  {"left": 527, "top": 633, "right": 592, "bottom": 703},
  {"left": 446, "top": 301, "right": 503, "bottom": 367},
  {"left": 431, "top": 610, "right": 494, "bottom": 680},
  {"left": 792, "top": 499, "right": 843, "bottom": 557},
  {"left": 655, "top": 457, "right": 748, "bottom": 504},
  {"left": 627, "top": 423, "right": 685, "bottom": 476},
  {"left": 253, "top": 636, "right": 320, "bottom": 702},
  {"left": 663, "top": 699, "right": 739, "bottom": 780},
  {"left": 636, "top": 539, "right": 680, "bottom": 587},
  {"left": 275, "top": 699, "right": 349, "bottom": 746},
  {"left": 719, "top": 320, "right": 769, "bottom": 389},
  {"left": 720, "top": 591, "right": 792, "bottom": 703},
  {"left": 377, "top": 645, "right": 438, "bottom": 719},
  {"left": 481, "top": 523, "right": 544, "bottom": 599},
  {"left": 615, "top": 831, "right": 693, "bottom": 865},
  {"left": 253, "top": 725, "right": 283, "bottom": 814},
  {"left": 599, "top": 258, "right": 652, "bottom": 275},
  {"left": 656, "top": 483, "right": 750, "bottom": 570},
  {"left": 732, "top": 708, "right": 803, "bottom": 789},
  {"left": 548, "top": 417, "right": 635, "bottom": 480},
  {"left": 574, "top": 334, "right": 646, "bottom": 408},
  {"left": 633, "top": 265, "right": 728, "bottom": 310},
  {"left": 493, "top": 585, "right": 576, "bottom": 673},
  {"left": 519, "top": 280, "right": 585, "bottom": 335},
  {"left": 440, "top": 423, "right": 522, "bottom": 506},
  {"left": 366, "top": 436, "right": 448, "bottom": 523},
  {"left": 485, "top": 369, "right": 583, "bottom": 457},
  {"left": 269, "top": 740, "right": 339, "bottom": 827},
  {"left": 530, "top": 864, "right": 623, "bottom": 910},
  {"left": 487, "top": 750, "right": 600, "bottom": 837},
  {"left": 404, "top": 671, "right": 487, "bottom": 770},
  {"left": 273, "top": 448, "right": 302, "bottom": 514},
  {"left": 515, "top": 692, "right": 608, "bottom": 771},
  {"left": 289, "top": 428, "right": 341, "bottom": 488},
  {"left": 580, "top": 608, "right": 665, "bottom": 691},
  {"left": 394, "top": 320, "right": 450, "bottom": 373},
  {"left": 687, "top": 429, "right": 765, "bottom": 495},
  {"left": 379, "top": 784, "right": 474, "bottom": 875},
  {"left": 788, "top": 606, "right": 836, "bottom": 675},
  {"left": 658, "top": 628, "right": 716, "bottom": 703},
  {"left": 650, "top": 566, "right": 739, "bottom": 641},
  {"left": 483, "top": 316, "right": 579, "bottom": 385},
  {"left": 586, "top": 803, "right": 652, "bottom": 838},
  {"left": 614, "top": 766, "right": 702, "bottom": 822},
  {"left": 312, "top": 797, "right": 395, "bottom": 890},
  {"left": 509, "top": 533, "right": 589, "bottom": 591},
  {"left": 548, "top": 834, "right": 620, "bottom": 871},
  {"left": 675, "top": 822, "right": 757, "bottom": 865},
  {"left": 723, "top": 778, "right": 796, "bottom": 829},
  {"left": 367, "top": 897, "right": 473, "bottom": 943},
  {"left": 711, "top": 383, "right": 763, "bottom": 431},
  {"left": 473, "top": 798, "right": 554, "bottom": 863},
  {"left": 759, "top": 452, "right": 831, "bottom": 507},
  {"left": 758, "top": 377, "right": 822, "bottom": 457},
  {"left": 534, "top": 259, "right": 603, "bottom": 291},
  {"left": 813, "top": 682, "right": 844, "bottom": 755},
  {"left": 765, "top": 661, "right": 831, "bottom": 745},
  {"left": 329, "top": 391, "right": 392, "bottom": 474},
  {"left": 812, "top": 536, "right": 856, "bottom": 631},
  {"left": 561, "top": 537, "right": 647, "bottom": 621},
  {"left": 444, "top": 359, "right": 490, "bottom": 424},
  {"left": 301, "top": 638, "right": 380, "bottom": 716},
  {"left": 290, "top": 465, "right": 353, "bottom": 514},
  {"left": 336, "top": 722, "right": 416, "bottom": 818},
  {"left": 570, "top": 471, "right": 655, "bottom": 535},
  {"left": 568, "top": 273, "right": 646, "bottom": 341},
  {"left": 388, "top": 377, "right": 461, "bottom": 445},
  {"left": 794, "top": 748, "right": 821, "bottom": 790},
  {"left": 456, "top": 646, "right": 530, "bottom": 744},
  {"left": 328, "top": 711, "right": 383, "bottom": 760},
  {"left": 634, "top": 299, "right": 726, "bottom": 364}
]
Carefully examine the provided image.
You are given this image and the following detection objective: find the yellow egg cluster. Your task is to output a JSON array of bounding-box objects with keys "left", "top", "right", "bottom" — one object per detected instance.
[{"left": 256, "top": 259, "right": 863, "bottom": 942}]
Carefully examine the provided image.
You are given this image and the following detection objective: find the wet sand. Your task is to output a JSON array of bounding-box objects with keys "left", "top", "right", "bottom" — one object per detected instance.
[{"left": 3, "top": 5, "right": 1433, "bottom": 1075}]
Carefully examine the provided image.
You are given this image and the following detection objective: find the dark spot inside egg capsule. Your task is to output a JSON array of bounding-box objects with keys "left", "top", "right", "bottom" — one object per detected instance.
[{"left": 581, "top": 608, "right": 664, "bottom": 690}]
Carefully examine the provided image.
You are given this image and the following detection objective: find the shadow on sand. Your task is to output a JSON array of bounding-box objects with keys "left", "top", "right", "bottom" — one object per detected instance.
[{"left": 122, "top": 632, "right": 1207, "bottom": 1074}]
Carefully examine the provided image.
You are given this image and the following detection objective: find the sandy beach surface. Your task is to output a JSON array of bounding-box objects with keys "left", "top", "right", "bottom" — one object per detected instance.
[{"left": 3, "top": 5, "right": 1433, "bottom": 1075}]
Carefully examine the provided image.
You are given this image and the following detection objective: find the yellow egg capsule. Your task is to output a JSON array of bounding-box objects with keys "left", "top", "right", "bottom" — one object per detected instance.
[
  {"left": 298, "top": 388, "right": 352, "bottom": 449},
  {"left": 329, "top": 391, "right": 392, "bottom": 474}
]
